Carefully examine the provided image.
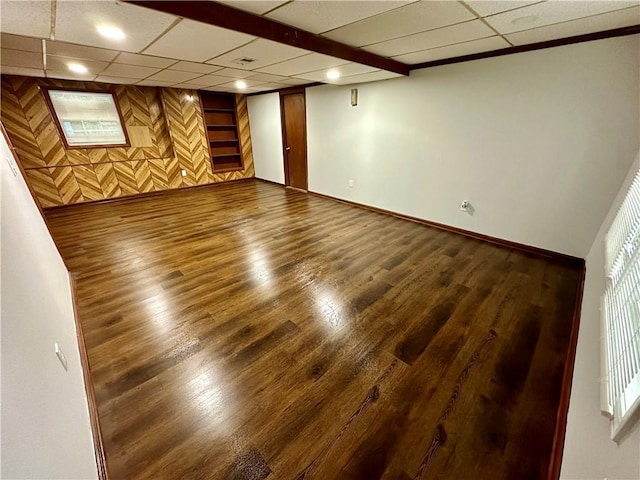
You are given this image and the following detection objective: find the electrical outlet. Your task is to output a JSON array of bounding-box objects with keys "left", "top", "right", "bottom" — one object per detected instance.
[
  {"left": 348, "top": 179, "right": 354, "bottom": 188},
  {"left": 181, "top": 169, "right": 187, "bottom": 177},
  {"left": 55, "top": 343, "right": 68, "bottom": 371}
]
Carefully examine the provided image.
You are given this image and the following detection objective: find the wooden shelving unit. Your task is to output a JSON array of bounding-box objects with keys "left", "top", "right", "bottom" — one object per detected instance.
[{"left": 199, "top": 92, "right": 243, "bottom": 173}]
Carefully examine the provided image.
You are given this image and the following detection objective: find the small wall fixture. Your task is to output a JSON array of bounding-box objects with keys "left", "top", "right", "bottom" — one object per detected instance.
[{"left": 351, "top": 88, "right": 358, "bottom": 107}]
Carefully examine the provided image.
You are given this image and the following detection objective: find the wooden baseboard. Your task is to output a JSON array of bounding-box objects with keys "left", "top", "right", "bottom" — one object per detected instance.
[
  {"left": 547, "top": 265, "right": 586, "bottom": 480},
  {"left": 44, "top": 177, "right": 255, "bottom": 211},
  {"left": 302, "top": 188, "right": 584, "bottom": 267},
  {"left": 69, "top": 274, "right": 109, "bottom": 480}
]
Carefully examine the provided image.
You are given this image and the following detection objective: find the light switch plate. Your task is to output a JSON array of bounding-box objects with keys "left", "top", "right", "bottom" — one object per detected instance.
[{"left": 5, "top": 156, "right": 18, "bottom": 177}]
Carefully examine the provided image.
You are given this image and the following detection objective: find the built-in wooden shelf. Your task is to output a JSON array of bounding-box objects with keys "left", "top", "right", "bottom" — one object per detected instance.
[{"left": 199, "top": 91, "right": 244, "bottom": 173}]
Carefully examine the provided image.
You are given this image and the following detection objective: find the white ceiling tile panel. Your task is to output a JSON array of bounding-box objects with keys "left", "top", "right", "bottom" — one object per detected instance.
[
  {"left": 1, "top": 33, "right": 42, "bottom": 52},
  {"left": 171, "top": 82, "right": 213, "bottom": 89},
  {"left": 392, "top": 35, "right": 509, "bottom": 63},
  {"left": 95, "top": 75, "right": 140, "bottom": 84},
  {"left": 217, "top": 79, "right": 269, "bottom": 89},
  {"left": 323, "top": 1, "right": 474, "bottom": 47},
  {"left": 257, "top": 53, "right": 347, "bottom": 76},
  {"left": 217, "top": 1, "right": 289, "bottom": 15},
  {"left": 0, "top": 1, "right": 51, "bottom": 38},
  {"left": 1, "top": 49, "right": 43, "bottom": 69},
  {"left": 465, "top": 1, "right": 542, "bottom": 17},
  {"left": 365, "top": 19, "right": 495, "bottom": 57},
  {"left": 296, "top": 62, "right": 378, "bottom": 81},
  {"left": 136, "top": 79, "right": 177, "bottom": 87},
  {"left": 266, "top": 1, "right": 413, "bottom": 34},
  {"left": 277, "top": 77, "right": 314, "bottom": 85},
  {"left": 144, "top": 70, "right": 204, "bottom": 83},
  {"left": 213, "top": 67, "right": 260, "bottom": 79},
  {"left": 245, "top": 72, "right": 292, "bottom": 83},
  {"left": 100, "top": 63, "right": 160, "bottom": 79},
  {"left": 55, "top": 1, "right": 177, "bottom": 52},
  {"left": 169, "top": 61, "right": 223, "bottom": 74},
  {"left": 46, "top": 56, "right": 109, "bottom": 74},
  {"left": 114, "top": 52, "right": 177, "bottom": 68},
  {"left": 0, "top": 66, "right": 45, "bottom": 77},
  {"left": 193, "top": 74, "right": 239, "bottom": 86},
  {"left": 46, "top": 41, "right": 119, "bottom": 62},
  {"left": 46, "top": 70, "right": 97, "bottom": 81},
  {"left": 250, "top": 82, "right": 290, "bottom": 90},
  {"left": 485, "top": 0, "right": 639, "bottom": 34},
  {"left": 331, "top": 69, "right": 402, "bottom": 85},
  {"left": 144, "top": 19, "right": 255, "bottom": 62},
  {"left": 207, "top": 38, "right": 308, "bottom": 70},
  {"left": 506, "top": 6, "right": 640, "bottom": 45}
]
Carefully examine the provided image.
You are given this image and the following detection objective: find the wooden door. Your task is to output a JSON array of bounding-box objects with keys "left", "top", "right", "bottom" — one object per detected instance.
[{"left": 281, "top": 91, "right": 308, "bottom": 190}]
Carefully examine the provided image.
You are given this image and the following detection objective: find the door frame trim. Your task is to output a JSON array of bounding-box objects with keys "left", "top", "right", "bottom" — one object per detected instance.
[{"left": 279, "top": 87, "right": 308, "bottom": 191}]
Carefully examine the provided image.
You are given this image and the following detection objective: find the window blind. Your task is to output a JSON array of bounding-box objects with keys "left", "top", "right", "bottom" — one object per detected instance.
[{"left": 603, "top": 169, "right": 640, "bottom": 441}]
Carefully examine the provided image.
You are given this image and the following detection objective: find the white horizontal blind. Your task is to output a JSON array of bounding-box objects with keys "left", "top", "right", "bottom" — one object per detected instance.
[{"left": 603, "top": 169, "right": 640, "bottom": 441}]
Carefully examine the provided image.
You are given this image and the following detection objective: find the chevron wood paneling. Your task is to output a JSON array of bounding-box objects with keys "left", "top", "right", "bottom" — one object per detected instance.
[{"left": 1, "top": 75, "right": 255, "bottom": 207}]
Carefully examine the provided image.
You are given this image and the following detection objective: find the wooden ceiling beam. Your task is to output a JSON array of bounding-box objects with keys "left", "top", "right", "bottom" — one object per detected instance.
[{"left": 123, "top": 0, "right": 410, "bottom": 76}]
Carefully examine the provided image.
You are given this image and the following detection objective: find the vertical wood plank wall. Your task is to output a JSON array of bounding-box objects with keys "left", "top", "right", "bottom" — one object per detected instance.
[{"left": 0, "top": 75, "right": 255, "bottom": 207}]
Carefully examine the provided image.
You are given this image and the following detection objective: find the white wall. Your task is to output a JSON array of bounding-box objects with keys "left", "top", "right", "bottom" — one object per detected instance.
[
  {"left": 247, "top": 93, "right": 285, "bottom": 184},
  {"left": 1, "top": 133, "right": 98, "bottom": 479},
  {"left": 304, "top": 35, "right": 640, "bottom": 258},
  {"left": 561, "top": 149, "right": 640, "bottom": 480}
]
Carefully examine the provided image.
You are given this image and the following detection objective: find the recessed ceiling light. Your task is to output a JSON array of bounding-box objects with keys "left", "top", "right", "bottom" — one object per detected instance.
[
  {"left": 68, "top": 63, "right": 88, "bottom": 74},
  {"left": 511, "top": 15, "right": 539, "bottom": 25},
  {"left": 97, "top": 25, "right": 125, "bottom": 40},
  {"left": 235, "top": 80, "right": 247, "bottom": 90},
  {"left": 326, "top": 69, "right": 340, "bottom": 80}
]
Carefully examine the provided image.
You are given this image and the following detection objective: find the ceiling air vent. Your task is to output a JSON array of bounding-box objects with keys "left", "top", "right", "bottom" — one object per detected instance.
[{"left": 232, "top": 57, "right": 257, "bottom": 66}]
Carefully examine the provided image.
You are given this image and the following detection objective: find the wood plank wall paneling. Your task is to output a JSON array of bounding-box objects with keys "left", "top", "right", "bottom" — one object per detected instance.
[{"left": 0, "top": 75, "right": 255, "bottom": 207}]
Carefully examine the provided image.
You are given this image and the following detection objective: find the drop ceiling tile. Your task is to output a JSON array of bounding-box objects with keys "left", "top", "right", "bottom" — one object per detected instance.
[
  {"left": 55, "top": 0, "right": 177, "bottom": 52},
  {"left": 0, "top": 66, "right": 45, "bottom": 77},
  {"left": 278, "top": 77, "right": 314, "bottom": 85},
  {"left": 332, "top": 70, "right": 402, "bottom": 85},
  {"left": 114, "top": 52, "right": 177, "bottom": 68},
  {"left": 144, "top": 19, "right": 255, "bottom": 62},
  {"left": 465, "top": 1, "right": 541, "bottom": 17},
  {"left": 46, "top": 56, "right": 109, "bottom": 74},
  {"left": 1, "top": 33, "right": 42, "bottom": 52},
  {"left": 217, "top": 1, "right": 289, "bottom": 15},
  {"left": 0, "top": 1, "right": 51, "bottom": 38},
  {"left": 171, "top": 82, "right": 211, "bottom": 89},
  {"left": 144, "top": 70, "right": 203, "bottom": 83},
  {"left": 46, "top": 70, "right": 97, "bottom": 82},
  {"left": 194, "top": 74, "right": 239, "bottom": 86},
  {"left": 365, "top": 19, "right": 495, "bottom": 57},
  {"left": 323, "top": 1, "right": 474, "bottom": 47},
  {"left": 296, "top": 62, "right": 379, "bottom": 82},
  {"left": 95, "top": 75, "right": 140, "bottom": 84},
  {"left": 46, "top": 41, "right": 119, "bottom": 62},
  {"left": 136, "top": 79, "right": 176, "bottom": 87},
  {"left": 218, "top": 79, "right": 269, "bottom": 89},
  {"left": 251, "top": 82, "right": 289, "bottom": 90},
  {"left": 506, "top": 6, "right": 640, "bottom": 45},
  {"left": 392, "top": 35, "right": 509, "bottom": 64},
  {"left": 257, "top": 53, "right": 347, "bottom": 76},
  {"left": 485, "top": 0, "right": 638, "bottom": 34},
  {"left": 170, "top": 61, "right": 223, "bottom": 74},
  {"left": 1, "top": 48, "right": 43, "bottom": 68},
  {"left": 203, "top": 85, "right": 235, "bottom": 92},
  {"left": 213, "top": 68, "right": 257, "bottom": 79},
  {"left": 245, "top": 72, "right": 291, "bottom": 83},
  {"left": 101, "top": 63, "right": 160, "bottom": 79},
  {"left": 266, "top": 1, "right": 413, "bottom": 34},
  {"left": 207, "top": 38, "right": 308, "bottom": 70}
]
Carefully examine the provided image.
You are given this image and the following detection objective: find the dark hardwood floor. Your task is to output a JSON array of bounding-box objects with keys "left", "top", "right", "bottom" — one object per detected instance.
[{"left": 45, "top": 179, "right": 582, "bottom": 480}]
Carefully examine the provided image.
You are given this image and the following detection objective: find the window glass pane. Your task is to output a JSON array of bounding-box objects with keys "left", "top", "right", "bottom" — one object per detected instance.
[{"left": 48, "top": 90, "right": 127, "bottom": 147}]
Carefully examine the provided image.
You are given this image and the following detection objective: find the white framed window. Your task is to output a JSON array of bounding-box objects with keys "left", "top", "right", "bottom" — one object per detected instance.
[
  {"left": 43, "top": 88, "right": 130, "bottom": 149},
  {"left": 603, "top": 169, "right": 640, "bottom": 442}
]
